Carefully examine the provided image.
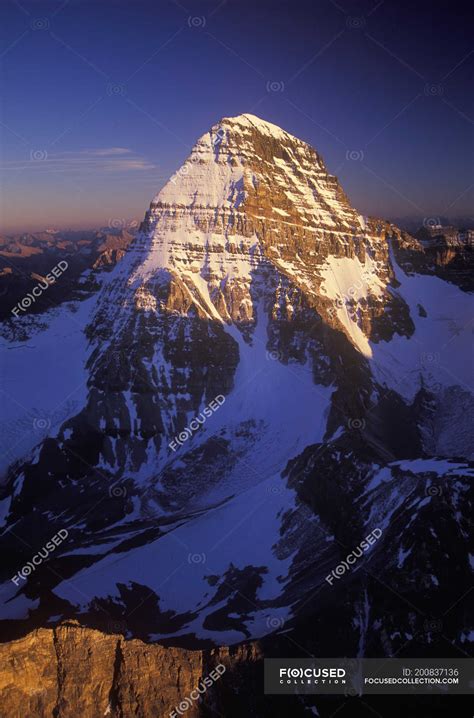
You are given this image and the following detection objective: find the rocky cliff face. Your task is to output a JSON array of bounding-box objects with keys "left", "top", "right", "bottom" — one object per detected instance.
[
  {"left": 0, "top": 115, "right": 472, "bottom": 709},
  {"left": 0, "top": 622, "right": 264, "bottom": 718},
  {"left": 0, "top": 621, "right": 465, "bottom": 718}
]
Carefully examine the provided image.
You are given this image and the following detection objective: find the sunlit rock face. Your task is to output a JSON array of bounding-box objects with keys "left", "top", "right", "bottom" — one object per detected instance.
[{"left": 0, "top": 622, "right": 263, "bottom": 718}]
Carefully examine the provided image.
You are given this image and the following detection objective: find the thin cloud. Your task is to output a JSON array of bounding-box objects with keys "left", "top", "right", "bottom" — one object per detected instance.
[
  {"left": 1, "top": 148, "right": 156, "bottom": 173},
  {"left": 85, "top": 147, "right": 133, "bottom": 156}
]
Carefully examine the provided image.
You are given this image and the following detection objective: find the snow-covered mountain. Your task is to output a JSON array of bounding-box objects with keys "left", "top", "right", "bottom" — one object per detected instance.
[{"left": 0, "top": 114, "right": 472, "bottom": 655}]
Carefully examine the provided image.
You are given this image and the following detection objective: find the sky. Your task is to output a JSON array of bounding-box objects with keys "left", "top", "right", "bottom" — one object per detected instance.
[{"left": 0, "top": 0, "right": 472, "bottom": 232}]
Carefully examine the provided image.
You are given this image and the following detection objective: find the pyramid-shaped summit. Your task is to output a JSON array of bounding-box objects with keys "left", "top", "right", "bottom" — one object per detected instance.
[
  {"left": 152, "top": 112, "right": 359, "bottom": 228},
  {"left": 95, "top": 112, "right": 416, "bottom": 360}
]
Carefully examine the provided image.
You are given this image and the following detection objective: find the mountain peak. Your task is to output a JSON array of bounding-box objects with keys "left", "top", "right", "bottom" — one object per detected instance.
[
  {"left": 151, "top": 111, "right": 348, "bottom": 224},
  {"left": 217, "top": 112, "right": 291, "bottom": 140}
]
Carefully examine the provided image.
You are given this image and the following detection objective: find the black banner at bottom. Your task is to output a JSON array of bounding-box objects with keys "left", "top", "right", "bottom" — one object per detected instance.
[{"left": 264, "top": 658, "right": 473, "bottom": 694}]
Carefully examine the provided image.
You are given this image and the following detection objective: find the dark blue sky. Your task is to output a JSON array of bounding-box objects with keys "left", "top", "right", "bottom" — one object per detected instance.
[{"left": 0, "top": 0, "right": 472, "bottom": 231}]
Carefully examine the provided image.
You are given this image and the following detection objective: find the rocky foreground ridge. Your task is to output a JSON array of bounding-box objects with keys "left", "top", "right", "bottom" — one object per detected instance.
[
  {"left": 0, "top": 622, "right": 263, "bottom": 718},
  {"left": 0, "top": 622, "right": 463, "bottom": 718}
]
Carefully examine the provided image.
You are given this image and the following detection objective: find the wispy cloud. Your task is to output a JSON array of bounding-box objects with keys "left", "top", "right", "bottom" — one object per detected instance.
[
  {"left": 81, "top": 147, "right": 133, "bottom": 156},
  {"left": 0, "top": 148, "right": 156, "bottom": 173}
]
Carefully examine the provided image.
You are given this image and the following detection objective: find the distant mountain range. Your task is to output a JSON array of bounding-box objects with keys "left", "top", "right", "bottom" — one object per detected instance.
[{"left": 0, "top": 228, "right": 136, "bottom": 320}]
